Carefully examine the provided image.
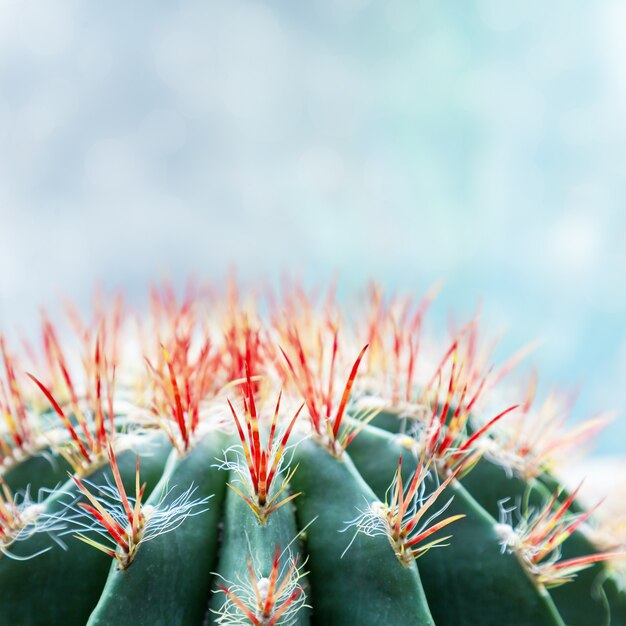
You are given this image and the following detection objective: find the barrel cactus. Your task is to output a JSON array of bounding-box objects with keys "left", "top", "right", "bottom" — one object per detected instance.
[{"left": 0, "top": 284, "right": 624, "bottom": 625}]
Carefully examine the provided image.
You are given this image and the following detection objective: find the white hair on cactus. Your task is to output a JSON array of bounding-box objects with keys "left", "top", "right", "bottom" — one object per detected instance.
[
  {"left": 212, "top": 546, "right": 308, "bottom": 626},
  {"left": 55, "top": 474, "right": 211, "bottom": 564},
  {"left": 0, "top": 485, "right": 67, "bottom": 560}
]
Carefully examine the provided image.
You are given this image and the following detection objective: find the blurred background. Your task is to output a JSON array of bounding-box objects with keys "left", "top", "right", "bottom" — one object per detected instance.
[{"left": 0, "top": 1, "right": 625, "bottom": 454}]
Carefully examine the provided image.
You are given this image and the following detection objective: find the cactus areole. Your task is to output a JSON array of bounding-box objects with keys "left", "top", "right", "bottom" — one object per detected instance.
[{"left": 0, "top": 284, "right": 624, "bottom": 626}]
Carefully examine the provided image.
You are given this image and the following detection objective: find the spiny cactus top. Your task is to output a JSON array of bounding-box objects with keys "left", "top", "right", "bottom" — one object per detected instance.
[{"left": 0, "top": 283, "right": 624, "bottom": 626}]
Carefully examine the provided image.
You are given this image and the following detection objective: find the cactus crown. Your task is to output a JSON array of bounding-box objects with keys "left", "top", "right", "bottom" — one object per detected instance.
[{"left": 0, "top": 282, "right": 624, "bottom": 626}]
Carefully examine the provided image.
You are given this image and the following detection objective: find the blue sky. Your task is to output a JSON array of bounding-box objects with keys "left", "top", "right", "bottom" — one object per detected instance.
[{"left": 1, "top": 1, "right": 625, "bottom": 452}]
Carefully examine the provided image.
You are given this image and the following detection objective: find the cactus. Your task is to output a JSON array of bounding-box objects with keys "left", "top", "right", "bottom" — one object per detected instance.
[{"left": 0, "top": 284, "right": 624, "bottom": 626}]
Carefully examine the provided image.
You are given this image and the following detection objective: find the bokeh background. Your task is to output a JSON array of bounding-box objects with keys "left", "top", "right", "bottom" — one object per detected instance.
[{"left": 1, "top": 1, "right": 625, "bottom": 454}]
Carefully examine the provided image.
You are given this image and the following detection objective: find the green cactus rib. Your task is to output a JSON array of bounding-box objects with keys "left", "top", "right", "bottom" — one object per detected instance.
[
  {"left": 550, "top": 530, "right": 626, "bottom": 626},
  {"left": 346, "top": 422, "right": 566, "bottom": 626},
  {"left": 462, "top": 457, "right": 626, "bottom": 626},
  {"left": 208, "top": 470, "right": 309, "bottom": 625},
  {"left": 289, "top": 437, "right": 436, "bottom": 626},
  {"left": 367, "top": 409, "right": 408, "bottom": 433},
  {"left": 0, "top": 433, "right": 170, "bottom": 626},
  {"left": 366, "top": 405, "right": 453, "bottom": 436},
  {"left": 87, "top": 432, "right": 229, "bottom": 626},
  {"left": 460, "top": 457, "right": 552, "bottom": 518},
  {"left": 2, "top": 449, "right": 72, "bottom": 495},
  {"left": 539, "top": 472, "right": 586, "bottom": 514},
  {"left": 418, "top": 482, "right": 565, "bottom": 626},
  {"left": 361, "top": 406, "right": 626, "bottom": 624}
]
